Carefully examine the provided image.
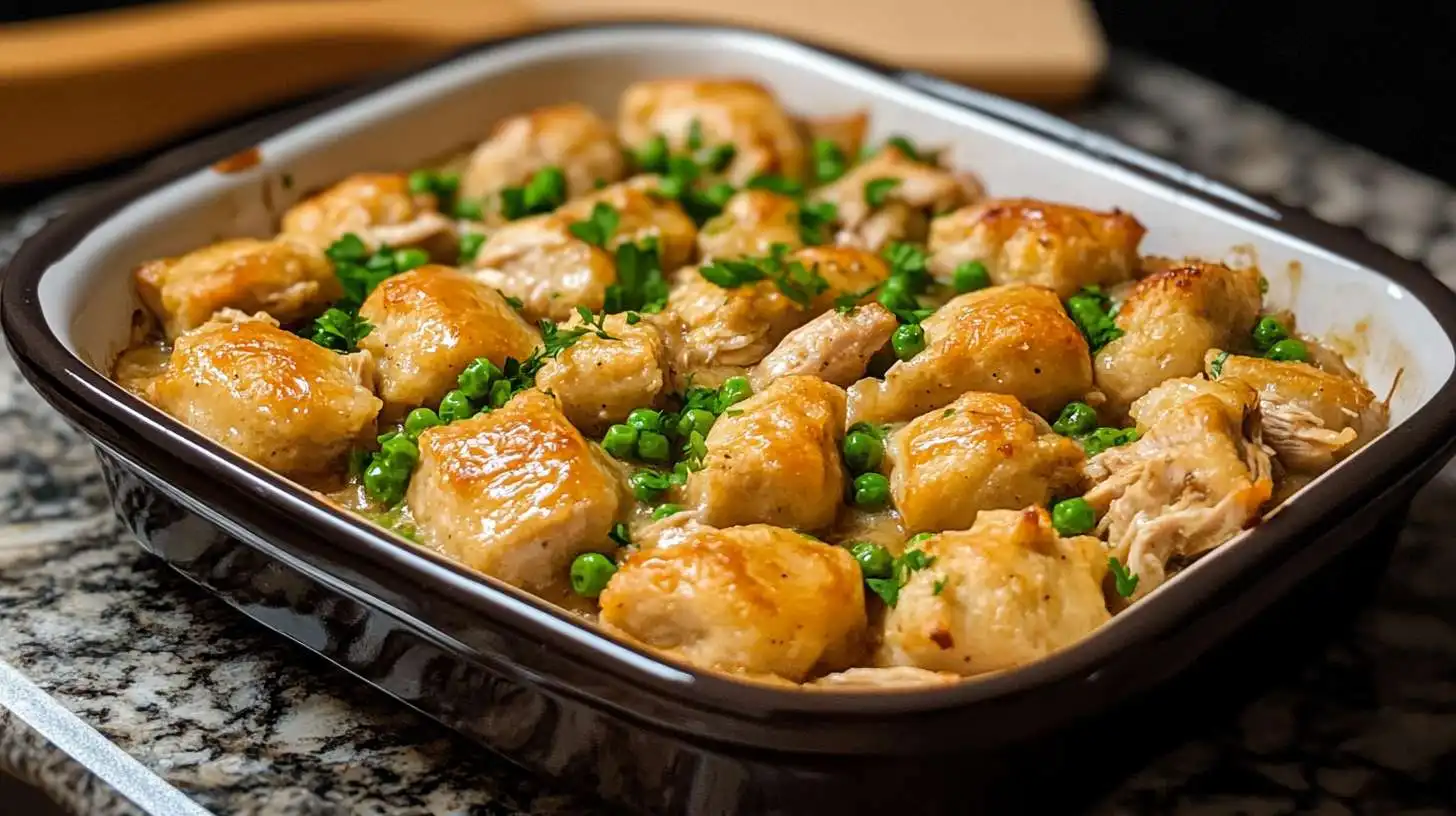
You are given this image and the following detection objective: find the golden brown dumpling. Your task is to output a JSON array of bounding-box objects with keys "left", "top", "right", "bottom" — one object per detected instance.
[
  {"left": 848, "top": 284, "right": 1093, "bottom": 423},
  {"left": 280, "top": 172, "right": 453, "bottom": 254},
  {"left": 696, "top": 190, "right": 803, "bottom": 261},
  {"left": 407, "top": 390, "right": 627, "bottom": 593},
  {"left": 876, "top": 508, "right": 1110, "bottom": 676},
  {"left": 469, "top": 215, "right": 616, "bottom": 323},
  {"left": 1094, "top": 258, "right": 1263, "bottom": 420},
  {"left": 1084, "top": 376, "right": 1274, "bottom": 601},
  {"left": 555, "top": 177, "right": 698, "bottom": 272},
  {"left": 357, "top": 265, "right": 540, "bottom": 419},
  {"left": 687, "top": 376, "right": 847, "bottom": 531},
  {"left": 599, "top": 524, "right": 866, "bottom": 681},
  {"left": 886, "top": 392, "right": 1087, "bottom": 533},
  {"left": 927, "top": 198, "right": 1146, "bottom": 298},
  {"left": 535, "top": 312, "right": 671, "bottom": 435},
  {"left": 147, "top": 313, "right": 380, "bottom": 480},
  {"left": 1207, "top": 350, "right": 1386, "bottom": 474},
  {"left": 459, "top": 103, "right": 625, "bottom": 204},
  {"left": 811, "top": 146, "right": 982, "bottom": 252},
  {"left": 134, "top": 237, "right": 338, "bottom": 340}
]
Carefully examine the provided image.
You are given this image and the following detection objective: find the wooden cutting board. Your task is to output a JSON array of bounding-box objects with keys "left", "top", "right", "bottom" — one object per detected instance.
[{"left": 0, "top": 0, "right": 1105, "bottom": 183}]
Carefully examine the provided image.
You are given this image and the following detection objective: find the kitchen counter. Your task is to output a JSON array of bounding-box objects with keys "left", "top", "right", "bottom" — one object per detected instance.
[{"left": 3, "top": 55, "right": 1456, "bottom": 815}]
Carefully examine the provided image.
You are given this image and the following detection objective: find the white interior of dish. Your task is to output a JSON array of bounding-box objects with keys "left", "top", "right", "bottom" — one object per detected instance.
[{"left": 35, "top": 27, "right": 1454, "bottom": 604}]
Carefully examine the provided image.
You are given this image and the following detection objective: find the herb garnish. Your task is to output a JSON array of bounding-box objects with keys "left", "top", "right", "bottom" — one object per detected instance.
[
  {"left": 1065, "top": 286, "right": 1124, "bottom": 351},
  {"left": 1109, "top": 556, "right": 1139, "bottom": 598}
]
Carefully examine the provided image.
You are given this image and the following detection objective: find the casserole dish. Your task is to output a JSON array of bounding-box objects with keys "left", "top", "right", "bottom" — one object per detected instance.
[{"left": 6, "top": 23, "right": 1456, "bottom": 814}]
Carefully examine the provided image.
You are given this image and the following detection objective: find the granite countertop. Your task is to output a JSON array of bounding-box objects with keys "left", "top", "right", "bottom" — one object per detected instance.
[{"left": 4, "top": 54, "right": 1456, "bottom": 815}]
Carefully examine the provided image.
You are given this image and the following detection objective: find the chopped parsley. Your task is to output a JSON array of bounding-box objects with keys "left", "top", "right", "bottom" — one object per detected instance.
[
  {"left": 608, "top": 522, "right": 632, "bottom": 548},
  {"left": 866, "top": 547, "right": 938, "bottom": 607},
  {"left": 1080, "top": 427, "right": 1140, "bottom": 457},
  {"left": 1109, "top": 556, "right": 1139, "bottom": 598},
  {"left": 604, "top": 238, "right": 670, "bottom": 314},
  {"left": 812, "top": 138, "right": 849, "bottom": 184},
  {"left": 834, "top": 283, "right": 881, "bottom": 314},
  {"left": 567, "top": 202, "right": 620, "bottom": 248},
  {"left": 932, "top": 577, "right": 947, "bottom": 596},
  {"left": 1066, "top": 286, "right": 1124, "bottom": 351},
  {"left": 745, "top": 174, "right": 805, "bottom": 197},
  {"left": 797, "top": 200, "right": 838, "bottom": 246},
  {"left": 1210, "top": 351, "right": 1230, "bottom": 378},
  {"left": 500, "top": 166, "right": 567, "bottom": 220},
  {"left": 309, "top": 307, "right": 373, "bottom": 352},
  {"left": 698, "top": 244, "right": 829, "bottom": 308},
  {"left": 863, "top": 177, "right": 900, "bottom": 208}
]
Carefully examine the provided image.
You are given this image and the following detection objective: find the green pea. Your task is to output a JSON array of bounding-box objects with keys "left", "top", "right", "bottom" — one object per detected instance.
[
  {"left": 651, "top": 503, "right": 684, "bottom": 521},
  {"left": 841, "top": 430, "right": 884, "bottom": 474},
  {"left": 380, "top": 434, "right": 420, "bottom": 466},
  {"left": 952, "top": 260, "right": 991, "bottom": 293},
  {"left": 457, "top": 357, "right": 501, "bottom": 399},
  {"left": 627, "top": 408, "right": 663, "bottom": 432},
  {"left": 392, "top": 248, "right": 431, "bottom": 272},
  {"left": 718, "top": 376, "right": 753, "bottom": 408},
  {"left": 458, "top": 232, "right": 486, "bottom": 263},
  {"left": 1052, "top": 402, "right": 1097, "bottom": 437},
  {"left": 602, "top": 424, "right": 639, "bottom": 459},
  {"left": 637, "top": 431, "right": 671, "bottom": 462},
  {"left": 848, "top": 541, "right": 893, "bottom": 579},
  {"left": 1252, "top": 316, "right": 1289, "bottom": 351},
  {"left": 908, "top": 532, "right": 934, "bottom": 546},
  {"left": 438, "top": 389, "right": 474, "bottom": 423},
  {"left": 569, "top": 552, "right": 617, "bottom": 598},
  {"left": 362, "top": 458, "right": 406, "bottom": 506},
  {"left": 852, "top": 473, "right": 891, "bottom": 509},
  {"left": 452, "top": 198, "right": 484, "bottom": 221},
  {"left": 1266, "top": 338, "right": 1308, "bottom": 362},
  {"left": 1051, "top": 497, "right": 1096, "bottom": 536},
  {"left": 676, "top": 408, "right": 716, "bottom": 439},
  {"left": 403, "top": 408, "right": 442, "bottom": 438},
  {"left": 488, "top": 378, "right": 513, "bottom": 409},
  {"left": 892, "top": 323, "right": 926, "bottom": 361}
]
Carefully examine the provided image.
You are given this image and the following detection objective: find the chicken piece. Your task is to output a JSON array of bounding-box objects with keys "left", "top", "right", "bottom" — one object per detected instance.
[
  {"left": 750, "top": 302, "right": 898, "bottom": 390},
  {"left": 556, "top": 177, "right": 697, "bottom": 271},
  {"left": 599, "top": 524, "right": 867, "bottom": 681},
  {"left": 687, "top": 376, "right": 846, "bottom": 531},
  {"left": 849, "top": 284, "right": 1093, "bottom": 423},
  {"left": 535, "top": 312, "right": 671, "bottom": 435},
  {"left": 357, "top": 265, "right": 540, "bottom": 419},
  {"left": 459, "top": 103, "right": 625, "bottom": 204},
  {"left": 470, "top": 214, "right": 616, "bottom": 322},
  {"left": 810, "top": 667, "right": 959, "bottom": 690},
  {"left": 1084, "top": 377, "right": 1274, "bottom": 601},
  {"left": 696, "top": 190, "right": 803, "bottom": 261},
  {"left": 618, "top": 79, "right": 805, "bottom": 185},
  {"left": 812, "top": 147, "right": 983, "bottom": 252},
  {"left": 147, "top": 313, "right": 380, "bottom": 480},
  {"left": 886, "top": 392, "right": 1087, "bottom": 533},
  {"left": 407, "top": 389, "right": 627, "bottom": 593},
  {"left": 876, "top": 508, "right": 1110, "bottom": 676},
  {"left": 280, "top": 173, "right": 454, "bottom": 255},
  {"left": 1094, "top": 257, "right": 1263, "bottom": 421},
  {"left": 927, "top": 198, "right": 1146, "bottom": 298},
  {"left": 134, "top": 237, "right": 339, "bottom": 340},
  {"left": 1207, "top": 350, "right": 1386, "bottom": 474}
]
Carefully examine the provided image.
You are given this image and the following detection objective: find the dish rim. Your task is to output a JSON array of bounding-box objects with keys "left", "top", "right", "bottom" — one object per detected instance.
[{"left": 6, "top": 21, "right": 1456, "bottom": 722}]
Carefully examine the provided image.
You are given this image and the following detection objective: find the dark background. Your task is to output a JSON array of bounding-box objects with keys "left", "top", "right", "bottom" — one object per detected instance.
[{"left": 3, "top": 1, "right": 1456, "bottom": 184}]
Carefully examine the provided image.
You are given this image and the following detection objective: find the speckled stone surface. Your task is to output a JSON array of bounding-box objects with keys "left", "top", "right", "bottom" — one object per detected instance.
[{"left": 3, "top": 54, "right": 1456, "bottom": 815}]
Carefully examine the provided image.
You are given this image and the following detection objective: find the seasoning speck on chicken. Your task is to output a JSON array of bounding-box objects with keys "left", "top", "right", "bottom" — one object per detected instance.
[
  {"left": 357, "top": 265, "right": 540, "bottom": 419},
  {"left": 134, "top": 237, "right": 339, "bottom": 340},
  {"left": 876, "top": 508, "right": 1110, "bottom": 676},
  {"left": 146, "top": 312, "right": 380, "bottom": 481},
  {"left": 885, "top": 392, "right": 1087, "bottom": 533},
  {"left": 927, "top": 198, "right": 1146, "bottom": 298},
  {"left": 599, "top": 524, "right": 867, "bottom": 681},
  {"left": 407, "top": 389, "right": 628, "bottom": 594}
]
